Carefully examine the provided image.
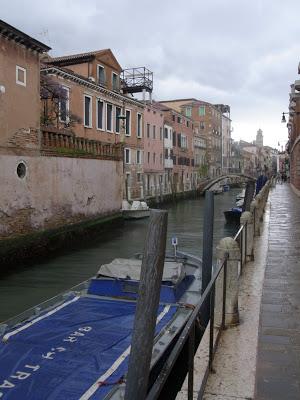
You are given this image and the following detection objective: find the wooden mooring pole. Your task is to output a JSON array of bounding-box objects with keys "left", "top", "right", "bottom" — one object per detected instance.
[{"left": 124, "top": 209, "right": 168, "bottom": 400}]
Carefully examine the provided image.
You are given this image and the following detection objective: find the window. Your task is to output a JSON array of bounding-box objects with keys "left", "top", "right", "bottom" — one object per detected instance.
[
  {"left": 147, "top": 152, "right": 150, "bottom": 163},
  {"left": 84, "top": 95, "right": 92, "bottom": 127},
  {"left": 16, "top": 66, "right": 26, "bottom": 86},
  {"left": 115, "top": 106, "right": 121, "bottom": 133},
  {"left": 153, "top": 153, "right": 156, "bottom": 164},
  {"left": 147, "top": 123, "right": 150, "bottom": 138},
  {"left": 125, "top": 110, "right": 131, "bottom": 136},
  {"left": 153, "top": 125, "right": 156, "bottom": 139},
  {"left": 97, "top": 65, "right": 105, "bottom": 85},
  {"left": 160, "top": 153, "right": 163, "bottom": 164},
  {"left": 186, "top": 120, "right": 189, "bottom": 127},
  {"left": 177, "top": 116, "right": 181, "bottom": 124},
  {"left": 165, "top": 148, "right": 168, "bottom": 158},
  {"left": 124, "top": 148, "right": 131, "bottom": 164},
  {"left": 160, "top": 127, "right": 162, "bottom": 140},
  {"left": 182, "top": 135, "right": 187, "bottom": 148},
  {"left": 173, "top": 131, "right": 177, "bottom": 146},
  {"left": 177, "top": 133, "right": 181, "bottom": 148},
  {"left": 136, "top": 149, "right": 141, "bottom": 164},
  {"left": 59, "top": 87, "right": 69, "bottom": 123},
  {"left": 164, "top": 127, "right": 168, "bottom": 139},
  {"left": 137, "top": 113, "right": 142, "bottom": 138},
  {"left": 172, "top": 114, "right": 175, "bottom": 122},
  {"left": 185, "top": 107, "right": 192, "bottom": 117},
  {"left": 137, "top": 173, "right": 142, "bottom": 182},
  {"left": 112, "top": 72, "right": 119, "bottom": 91},
  {"left": 198, "top": 106, "right": 205, "bottom": 116},
  {"left": 96, "top": 99, "right": 104, "bottom": 130},
  {"left": 106, "top": 103, "right": 113, "bottom": 132},
  {"left": 200, "top": 121, "right": 205, "bottom": 129}
]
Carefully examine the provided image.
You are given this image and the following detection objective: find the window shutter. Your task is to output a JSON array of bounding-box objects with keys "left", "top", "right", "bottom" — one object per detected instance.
[
  {"left": 173, "top": 131, "right": 176, "bottom": 147},
  {"left": 177, "top": 133, "right": 181, "bottom": 148}
]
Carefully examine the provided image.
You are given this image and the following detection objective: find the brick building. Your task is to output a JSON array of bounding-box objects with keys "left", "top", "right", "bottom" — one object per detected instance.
[
  {"left": 157, "top": 102, "right": 195, "bottom": 192},
  {"left": 287, "top": 67, "right": 300, "bottom": 192},
  {"left": 42, "top": 50, "right": 145, "bottom": 199},
  {"left": 0, "top": 19, "right": 50, "bottom": 151},
  {"left": 161, "top": 99, "right": 225, "bottom": 178},
  {"left": 143, "top": 102, "right": 164, "bottom": 197}
]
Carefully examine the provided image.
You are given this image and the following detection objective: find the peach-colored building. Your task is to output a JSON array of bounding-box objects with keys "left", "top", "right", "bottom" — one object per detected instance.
[
  {"left": 143, "top": 102, "right": 164, "bottom": 197},
  {"left": 0, "top": 19, "right": 50, "bottom": 150},
  {"left": 42, "top": 50, "right": 145, "bottom": 199}
]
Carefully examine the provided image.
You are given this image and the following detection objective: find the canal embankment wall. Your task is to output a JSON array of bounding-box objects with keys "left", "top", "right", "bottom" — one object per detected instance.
[{"left": 0, "top": 154, "right": 123, "bottom": 270}]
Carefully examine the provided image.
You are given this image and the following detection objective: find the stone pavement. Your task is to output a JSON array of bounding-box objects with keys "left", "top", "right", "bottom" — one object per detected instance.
[{"left": 255, "top": 184, "right": 300, "bottom": 399}]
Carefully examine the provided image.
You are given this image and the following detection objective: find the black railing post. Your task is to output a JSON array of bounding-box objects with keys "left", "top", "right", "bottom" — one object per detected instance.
[
  {"left": 221, "top": 258, "right": 227, "bottom": 330},
  {"left": 209, "top": 283, "right": 215, "bottom": 372},
  {"left": 188, "top": 322, "right": 195, "bottom": 400},
  {"left": 202, "top": 191, "right": 214, "bottom": 326}
]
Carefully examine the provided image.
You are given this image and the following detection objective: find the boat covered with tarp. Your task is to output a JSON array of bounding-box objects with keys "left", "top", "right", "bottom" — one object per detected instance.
[{"left": 0, "top": 252, "right": 201, "bottom": 400}]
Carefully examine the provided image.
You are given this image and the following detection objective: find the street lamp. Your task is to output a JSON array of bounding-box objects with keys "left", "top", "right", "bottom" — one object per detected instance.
[{"left": 281, "top": 111, "right": 300, "bottom": 123}]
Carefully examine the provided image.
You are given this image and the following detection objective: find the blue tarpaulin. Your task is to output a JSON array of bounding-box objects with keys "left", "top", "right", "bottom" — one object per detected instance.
[{"left": 0, "top": 296, "right": 177, "bottom": 399}]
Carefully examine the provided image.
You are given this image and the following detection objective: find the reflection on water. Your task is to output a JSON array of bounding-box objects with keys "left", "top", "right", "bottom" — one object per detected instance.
[{"left": 0, "top": 189, "right": 240, "bottom": 321}]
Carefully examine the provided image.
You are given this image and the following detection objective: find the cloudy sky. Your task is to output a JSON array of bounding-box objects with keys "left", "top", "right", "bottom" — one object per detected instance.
[{"left": 2, "top": 0, "right": 299, "bottom": 148}]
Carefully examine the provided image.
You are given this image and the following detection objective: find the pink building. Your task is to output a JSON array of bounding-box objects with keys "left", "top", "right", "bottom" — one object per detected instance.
[{"left": 143, "top": 102, "right": 164, "bottom": 197}]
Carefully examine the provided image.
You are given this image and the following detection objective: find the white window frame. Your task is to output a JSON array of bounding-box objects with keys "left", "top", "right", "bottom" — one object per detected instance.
[
  {"left": 124, "top": 148, "right": 131, "bottom": 164},
  {"left": 96, "top": 98, "right": 105, "bottom": 131},
  {"left": 137, "top": 113, "right": 142, "bottom": 138},
  {"left": 84, "top": 94, "right": 92, "bottom": 128},
  {"left": 112, "top": 72, "right": 119, "bottom": 91},
  {"left": 136, "top": 149, "right": 141, "bottom": 165},
  {"left": 106, "top": 103, "right": 114, "bottom": 133},
  {"left": 97, "top": 64, "right": 106, "bottom": 86},
  {"left": 16, "top": 65, "right": 26, "bottom": 87},
  {"left": 181, "top": 134, "right": 188, "bottom": 149},
  {"left": 125, "top": 109, "right": 131, "bottom": 136},
  {"left": 59, "top": 86, "right": 70, "bottom": 123}
]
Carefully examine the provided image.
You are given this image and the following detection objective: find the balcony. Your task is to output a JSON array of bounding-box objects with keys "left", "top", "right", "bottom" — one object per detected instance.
[{"left": 164, "top": 157, "right": 173, "bottom": 169}]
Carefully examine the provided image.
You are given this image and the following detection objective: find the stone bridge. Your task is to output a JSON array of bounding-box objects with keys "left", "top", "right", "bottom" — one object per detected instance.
[{"left": 199, "top": 173, "right": 256, "bottom": 193}]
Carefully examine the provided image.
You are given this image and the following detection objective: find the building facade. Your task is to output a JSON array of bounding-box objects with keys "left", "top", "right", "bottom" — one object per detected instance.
[
  {"left": 42, "top": 50, "right": 145, "bottom": 200},
  {"left": 143, "top": 102, "right": 164, "bottom": 197},
  {"left": 0, "top": 19, "right": 50, "bottom": 150}
]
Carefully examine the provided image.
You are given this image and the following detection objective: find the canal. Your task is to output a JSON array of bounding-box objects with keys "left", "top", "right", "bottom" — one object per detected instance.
[{"left": 0, "top": 189, "right": 240, "bottom": 322}]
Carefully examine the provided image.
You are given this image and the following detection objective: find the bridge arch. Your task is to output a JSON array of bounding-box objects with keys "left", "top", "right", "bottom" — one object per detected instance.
[{"left": 201, "top": 173, "right": 256, "bottom": 192}]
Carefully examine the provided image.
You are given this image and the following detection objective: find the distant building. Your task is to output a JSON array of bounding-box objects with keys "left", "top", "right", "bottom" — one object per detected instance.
[
  {"left": 256, "top": 128, "right": 263, "bottom": 148},
  {"left": 156, "top": 102, "right": 195, "bottom": 193}
]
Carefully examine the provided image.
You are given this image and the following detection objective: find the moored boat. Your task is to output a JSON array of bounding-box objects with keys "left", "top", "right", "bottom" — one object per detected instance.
[
  {"left": 0, "top": 250, "right": 201, "bottom": 399},
  {"left": 121, "top": 200, "right": 150, "bottom": 219}
]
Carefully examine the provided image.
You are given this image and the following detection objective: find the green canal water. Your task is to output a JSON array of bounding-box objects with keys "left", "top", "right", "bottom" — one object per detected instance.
[{"left": 0, "top": 189, "right": 240, "bottom": 321}]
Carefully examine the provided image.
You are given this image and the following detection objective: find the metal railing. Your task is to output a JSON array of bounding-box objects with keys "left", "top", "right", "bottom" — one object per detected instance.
[
  {"left": 146, "top": 253, "right": 229, "bottom": 400},
  {"left": 233, "top": 221, "right": 248, "bottom": 273}
]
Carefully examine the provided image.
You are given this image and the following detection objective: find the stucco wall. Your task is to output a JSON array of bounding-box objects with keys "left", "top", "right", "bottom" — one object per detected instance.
[
  {"left": 0, "top": 36, "right": 40, "bottom": 147},
  {"left": 0, "top": 155, "right": 123, "bottom": 238}
]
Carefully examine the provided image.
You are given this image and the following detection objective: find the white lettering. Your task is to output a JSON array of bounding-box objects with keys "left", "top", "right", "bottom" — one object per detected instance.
[
  {"left": 11, "top": 371, "right": 31, "bottom": 380},
  {"left": 71, "top": 331, "right": 85, "bottom": 337},
  {"left": 42, "top": 352, "right": 55, "bottom": 360},
  {"left": 0, "top": 380, "right": 15, "bottom": 389},
  {"left": 63, "top": 336, "right": 78, "bottom": 343},
  {"left": 25, "top": 365, "right": 40, "bottom": 372},
  {"left": 79, "top": 326, "right": 92, "bottom": 332},
  {"left": 54, "top": 347, "right": 66, "bottom": 352}
]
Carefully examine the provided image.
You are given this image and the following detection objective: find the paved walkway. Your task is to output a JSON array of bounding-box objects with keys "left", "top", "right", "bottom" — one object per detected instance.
[{"left": 255, "top": 184, "right": 300, "bottom": 399}]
